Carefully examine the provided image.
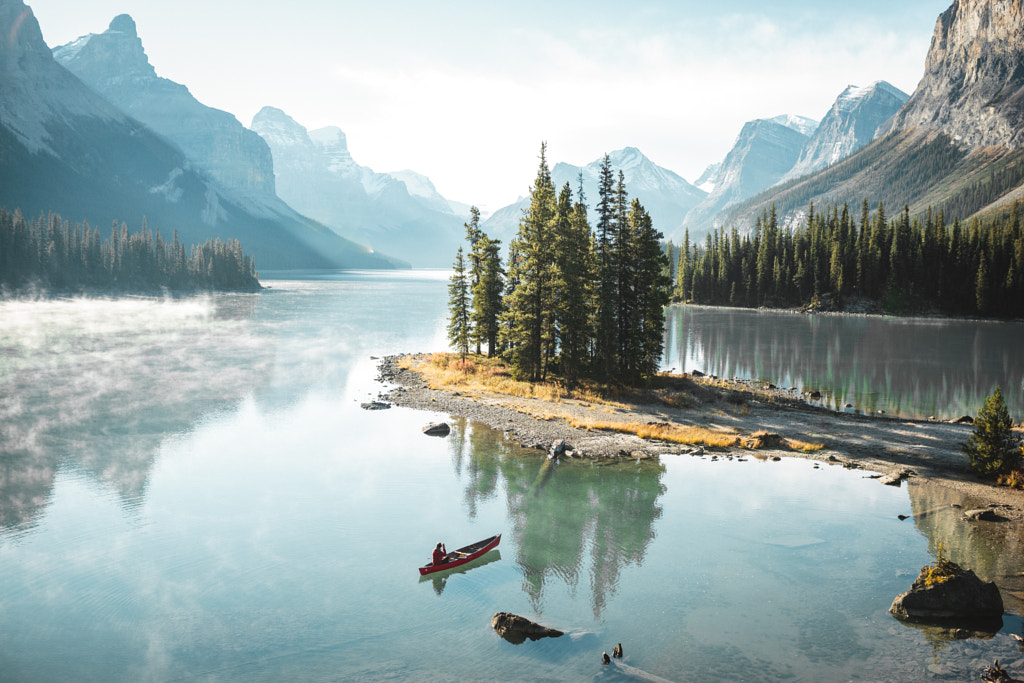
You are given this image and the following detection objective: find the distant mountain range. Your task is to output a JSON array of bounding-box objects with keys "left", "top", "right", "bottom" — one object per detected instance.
[
  {"left": 0, "top": 3, "right": 402, "bottom": 270},
  {"left": 483, "top": 147, "right": 706, "bottom": 243},
  {"left": 3, "top": 0, "right": 1023, "bottom": 268},
  {"left": 250, "top": 107, "right": 465, "bottom": 267},
  {"left": 719, "top": 0, "right": 1024, "bottom": 231}
]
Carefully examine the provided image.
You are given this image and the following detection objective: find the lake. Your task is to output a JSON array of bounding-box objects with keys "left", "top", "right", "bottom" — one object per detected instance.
[
  {"left": 0, "top": 271, "right": 1021, "bottom": 682},
  {"left": 664, "top": 304, "right": 1024, "bottom": 421}
]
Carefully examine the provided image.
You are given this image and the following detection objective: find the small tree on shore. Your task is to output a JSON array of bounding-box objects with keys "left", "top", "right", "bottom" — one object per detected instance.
[{"left": 961, "top": 386, "right": 1021, "bottom": 478}]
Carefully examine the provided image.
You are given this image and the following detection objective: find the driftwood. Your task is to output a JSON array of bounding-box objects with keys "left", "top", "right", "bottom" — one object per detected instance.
[{"left": 981, "top": 660, "right": 1024, "bottom": 683}]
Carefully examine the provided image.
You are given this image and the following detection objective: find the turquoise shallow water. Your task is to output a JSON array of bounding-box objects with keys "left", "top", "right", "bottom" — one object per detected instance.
[{"left": 0, "top": 272, "right": 1021, "bottom": 681}]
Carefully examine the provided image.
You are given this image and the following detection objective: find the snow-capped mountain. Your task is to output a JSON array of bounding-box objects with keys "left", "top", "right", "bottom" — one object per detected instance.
[
  {"left": 483, "top": 147, "right": 706, "bottom": 243},
  {"left": 767, "top": 114, "right": 819, "bottom": 137},
  {"left": 252, "top": 107, "right": 464, "bottom": 267},
  {"left": 682, "top": 118, "right": 813, "bottom": 234},
  {"left": 0, "top": 3, "right": 398, "bottom": 270},
  {"left": 779, "top": 81, "right": 909, "bottom": 184}
]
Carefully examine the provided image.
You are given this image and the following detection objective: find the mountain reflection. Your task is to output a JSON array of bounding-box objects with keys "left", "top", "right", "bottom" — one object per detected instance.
[
  {"left": 451, "top": 422, "right": 666, "bottom": 618},
  {"left": 0, "top": 296, "right": 273, "bottom": 533},
  {"left": 665, "top": 306, "right": 1024, "bottom": 420}
]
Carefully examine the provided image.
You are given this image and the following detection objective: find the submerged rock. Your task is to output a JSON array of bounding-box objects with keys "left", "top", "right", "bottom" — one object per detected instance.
[
  {"left": 491, "top": 612, "right": 563, "bottom": 644},
  {"left": 360, "top": 401, "right": 391, "bottom": 410}
]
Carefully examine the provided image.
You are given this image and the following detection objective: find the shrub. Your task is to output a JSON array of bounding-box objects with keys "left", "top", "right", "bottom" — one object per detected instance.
[{"left": 960, "top": 386, "right": 1022, "bottom": 478}]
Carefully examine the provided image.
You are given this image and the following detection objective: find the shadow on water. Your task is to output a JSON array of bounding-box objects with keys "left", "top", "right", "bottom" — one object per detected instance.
[
  {"left": 418, "top": 550, "right": 503, "bottom": 596},
  {"left": 449, "top": 421, "right": 666, "bottom": 619}
]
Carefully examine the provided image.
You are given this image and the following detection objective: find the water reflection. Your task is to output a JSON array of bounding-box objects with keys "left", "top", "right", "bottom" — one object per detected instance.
[
  {"left": 0, "top": 296, "right": 275, "bottom": 534},
  {"left": 905, "top": 482, "right": 1024, "bottom": 619},
  {"left": 450, "top": 422, "right": 665, "bottom": 619},
  {"left": 419, "top": 550, "right": 503, "bottom": 596},
  {"left": 664, "top": 305, "right": 1024, "bottom": 420}
]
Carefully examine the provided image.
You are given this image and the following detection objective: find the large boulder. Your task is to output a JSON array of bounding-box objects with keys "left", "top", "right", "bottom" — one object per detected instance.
[
  {"left": 491, "top": 612, "right": 563, "bottom": 644},
  {"left": 890, "top": 562, "right": 1003, "bottom": 623}
]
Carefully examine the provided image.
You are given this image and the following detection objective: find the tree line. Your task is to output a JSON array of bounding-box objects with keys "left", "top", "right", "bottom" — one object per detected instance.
[
  {"left": 0, "top": 207, "right": 261, "bottom": 293},
  {"left": 671, "top": 199, "right": 1024, "bottom": 318},
  {"left": 449, "top": 144, "right": 670, "bottom": 386}
]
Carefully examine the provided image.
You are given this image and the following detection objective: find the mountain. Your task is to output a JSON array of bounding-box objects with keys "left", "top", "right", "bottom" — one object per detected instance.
[
  {"left": 482, "top": 147, "right": 706, "bottom": 243},
  {"left": 717, "top": 0, "right": 1024, "bottom": 231},
  {"left": 779, "top": 81, "right": 909, "bottom": 184},
  {"left": 880, "top": 0, "right": 1024, "bottom": 148},
  {"left": 0, "top": 3, "right": 398, "bottom": 270},
  {"left": 251, "top": 107, "right": 464, "bottom": 267},
  {"left": 766, "top": 114, "right": 819, "bottom": 137},
  {"left": 681, "top": 118, "right": 812, "bottom": 235},
  {"left": 694, "top": 163, "right": 721, "bottom": 193},
  {"left": 53, "top": 15, "right": 275, "bottom": 201}
]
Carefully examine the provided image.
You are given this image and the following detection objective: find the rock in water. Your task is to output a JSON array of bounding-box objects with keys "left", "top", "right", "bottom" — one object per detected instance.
[
  {"left": 422, "top": 422, "right": 451, "bottom": 437},
  {"left": 491, "top": 612, "right": 564, "bottom": 644},
  {"left": 890, "top": 564, "right": 1003, "bottom": 622}
]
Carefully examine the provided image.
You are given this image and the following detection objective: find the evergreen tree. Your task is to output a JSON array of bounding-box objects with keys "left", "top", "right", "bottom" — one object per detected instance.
[
  {"left": 447, "top": 246, "right": 471, "bottom": 360},
  {"left": 961, "top": 386, "right": 1021, "bottom": 478},
  {"left": 594, "top": 154, "right": 617, "bottom": 378},
  {"left": 552, "top": 181, "right": 597, "bottom": 387},
  {"left": 471, "top": 232, "right": 504, "bottom": 357},
  {"left": 503, "top": 143, "right": 557, "bottom": 380},
  {"left": 464, "top": 206, "right": 484, "bottom": 353}
]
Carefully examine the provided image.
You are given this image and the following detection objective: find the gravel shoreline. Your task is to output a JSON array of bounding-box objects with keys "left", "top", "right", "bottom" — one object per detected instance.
[{"left": 375, "top": 354, "right": 1024, "bottom": 521}]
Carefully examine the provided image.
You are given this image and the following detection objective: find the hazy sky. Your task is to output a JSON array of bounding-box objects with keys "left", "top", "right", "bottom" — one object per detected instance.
[{"left": 31, "top": 0, "right": 952, "bottom": 212}]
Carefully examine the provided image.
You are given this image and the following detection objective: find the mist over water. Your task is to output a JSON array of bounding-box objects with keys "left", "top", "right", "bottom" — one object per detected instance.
[{"left": 0, "top": 275, "right": 1021, "bottom": 681}]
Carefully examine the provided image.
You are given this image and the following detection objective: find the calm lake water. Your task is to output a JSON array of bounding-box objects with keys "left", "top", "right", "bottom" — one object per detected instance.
[
  {"left": 664, "top": 305, "right": 1024, "bottom": 420},
  {"left": 1, "top": 271, "right": 1021, "bottom": 682}
]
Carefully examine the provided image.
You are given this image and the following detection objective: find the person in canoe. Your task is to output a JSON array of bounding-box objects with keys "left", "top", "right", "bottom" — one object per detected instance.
[{"left": 432, "top": 542, "right": 447, "bottom": 567}]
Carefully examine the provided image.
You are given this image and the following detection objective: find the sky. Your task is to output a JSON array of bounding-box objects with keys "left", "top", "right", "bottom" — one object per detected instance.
[{"left": 30, "top": 0, "right": 953, "bottom": 213}]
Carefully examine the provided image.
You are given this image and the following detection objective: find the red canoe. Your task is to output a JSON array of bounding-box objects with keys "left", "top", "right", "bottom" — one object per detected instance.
[{"left": 419, "top": 534, "right": 501, "bottom": 575}]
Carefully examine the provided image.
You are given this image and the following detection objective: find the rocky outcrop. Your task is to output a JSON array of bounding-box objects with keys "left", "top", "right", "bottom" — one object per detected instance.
[
  {"left": 490, "top": 612, "right": 563, "bottom": 644},
  {"left": 882, "top": 0, "right": 1024, "bottom": 149},
  {"left": 422, "top": 422, "right": 451, "bottom": 437},
  {"left": 890, "top": 562, "right": 1003, "bottom": 622}
]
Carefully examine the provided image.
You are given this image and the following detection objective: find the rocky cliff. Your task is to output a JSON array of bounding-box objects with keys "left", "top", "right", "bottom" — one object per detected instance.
[
  {"left": 882, "top": 0, "right": 1024, "bottom": 148},
  {"left": 53, "top": 15, "right": 277, "bottom": 200}
]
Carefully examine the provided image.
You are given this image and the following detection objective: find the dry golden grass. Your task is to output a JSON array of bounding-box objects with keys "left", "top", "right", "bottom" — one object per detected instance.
[
  {"left": 401, "top": 353, "right": 627, "bottom": 406},
  {"left": 399, "top": 353, "right": 826, "bottom": 452},
  {"left": 565, "top": 416, "right": 742, "bottom": 448}
]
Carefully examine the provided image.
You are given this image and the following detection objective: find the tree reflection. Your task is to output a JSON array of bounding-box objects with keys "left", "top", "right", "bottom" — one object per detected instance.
[
  {"left": 665, "top": 306, "right": 1024, "bottom": 420},
  {"left": 905, "top": 481, "right": 1024, "bottom": 618},
  {"left": 452, "top": 423, "right": 666, "bottom": 618}
]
